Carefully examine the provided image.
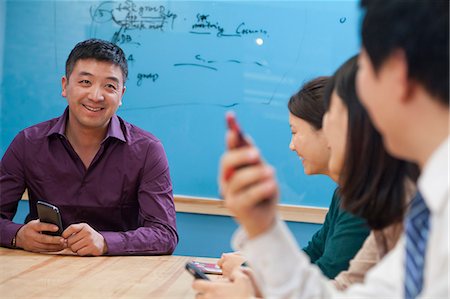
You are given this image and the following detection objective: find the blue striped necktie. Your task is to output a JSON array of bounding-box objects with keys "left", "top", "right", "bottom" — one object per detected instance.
[{"left": 404, "top": 192, "right": 430, "bottom": 299}]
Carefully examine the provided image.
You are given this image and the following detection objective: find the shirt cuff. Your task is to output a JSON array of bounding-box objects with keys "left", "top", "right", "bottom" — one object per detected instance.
[
  {"left": 100, "top": 231, "right": 125, "bottom": 255},
  {"left": 0, "top": 222, "right": 24, "bottom": 248}
]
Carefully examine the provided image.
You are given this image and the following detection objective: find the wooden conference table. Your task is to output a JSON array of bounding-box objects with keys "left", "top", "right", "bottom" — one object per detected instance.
[{"left": 0, "top": 247, "right": 218, "bottom": 298}]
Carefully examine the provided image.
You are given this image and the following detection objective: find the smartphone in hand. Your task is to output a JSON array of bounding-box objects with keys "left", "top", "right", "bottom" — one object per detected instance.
[
  {"left": 225, "top": 111, "right": 273, "bottom": 206},
  {"left": 224, "top": 112, "right": 254, "bottom": 181},
  {"left": 191, "top": 260, "right": 222, "bottom": 275},
  {"left": 36, "top": 201, "right": 63, "bottom": 236},
  {"left": 226, "top": 111, "right": 249, "bottom": 149},
  {"left": 185, "top": 262, "right": 210, "bottom": 280}
]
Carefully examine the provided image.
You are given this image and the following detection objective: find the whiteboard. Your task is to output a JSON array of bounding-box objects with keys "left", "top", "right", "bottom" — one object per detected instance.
[{"left": 1, "top": 0, "right": 361, "bottom": 206}]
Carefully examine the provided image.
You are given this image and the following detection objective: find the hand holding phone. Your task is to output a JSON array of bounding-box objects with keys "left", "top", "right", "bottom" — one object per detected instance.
[
  {"left": 226, "top": 111, "right": 249, "bottom": 149},
  {"left": 36, "top": 201, "right": 64, "bottom": 236},
  {"left": 224, "top": 112, "right": 272, "bottom": 205},
  {"left": 224, "top": 112, "right": 258, "bottom": 181},
  {"left": 222, "top": 111, "right": 276, "bottom": 233},
  {"left": 185, "top": 262, "right": 210, "bottom": 280},
  {"left": 191, "top": 260, "right": 223, "bottom": 275}
]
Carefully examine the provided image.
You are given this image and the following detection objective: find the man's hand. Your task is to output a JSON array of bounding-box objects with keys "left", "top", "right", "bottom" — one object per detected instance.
[
  {"left": 219, "top": 130, "right": 279, "bottom": 239},
  {"left": 193, "top": 268, "right": 258, "bottom": 299},
  {"left": 62, "top": 223, "right": 107, "bottom": 256},
  {"left": 15, "top": 219, "right": 65, "bottom": 252}
]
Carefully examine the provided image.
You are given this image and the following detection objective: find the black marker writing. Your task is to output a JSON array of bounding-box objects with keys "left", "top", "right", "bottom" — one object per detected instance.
[
  {"left": 112, "top": 26, "right": 141, "bottom": 45},
  {"left": 91, "top": 1, "right": 177, "bottom": 32},
  {"left": 190, "top": 14, "right": 267, "bottom": 38},
  {"left": 235, "top": 22, "right": 267, "bottom": 36},
  {"left": 137, "top": 73, "right": 159, "bottom": 86},
  {"left": 174, "top": 54, "right": 266, "bottom": 71},
  {"left": 190, "top": 14, "right": 232, "bottom": 37},
  {"left": 173, "top": 63, "right": 218, "bottom": 71}
]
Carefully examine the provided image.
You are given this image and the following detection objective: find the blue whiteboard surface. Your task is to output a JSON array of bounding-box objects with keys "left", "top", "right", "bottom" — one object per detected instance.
[{"left": 1, "top": 0, "right": 360, "bottom": 207}]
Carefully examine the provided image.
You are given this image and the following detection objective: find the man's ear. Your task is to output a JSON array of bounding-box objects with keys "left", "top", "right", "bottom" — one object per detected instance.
[
  {"left": 61, "top": 76, "right": 68, "bottom": 98},
  {"left": 387, "top": 49, "right": 411, "bottom": 104},
  {"left": 119, "top": 86, "right": 126, "bottom": 106}
]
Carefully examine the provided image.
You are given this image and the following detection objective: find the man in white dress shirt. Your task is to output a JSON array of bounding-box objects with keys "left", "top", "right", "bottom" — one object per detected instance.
[{"left": 194, "top": 1, "right": 448, "bottom": 298}]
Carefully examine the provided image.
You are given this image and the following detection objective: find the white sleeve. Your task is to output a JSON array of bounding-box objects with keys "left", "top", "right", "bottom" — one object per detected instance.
[
  {"left": 233, "top": 219, "right": 332, "bottom": 299},
  {"left": 343, "top": 238, "right": 403, "bottom": 298},
  {"left": 232, "top": 218, "right": 403, "bottom": 299}
]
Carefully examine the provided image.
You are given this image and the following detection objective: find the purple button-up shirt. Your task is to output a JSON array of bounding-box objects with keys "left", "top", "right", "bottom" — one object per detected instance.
[{"left": 0, "top": 108, "right": 178, "bottom": 255}]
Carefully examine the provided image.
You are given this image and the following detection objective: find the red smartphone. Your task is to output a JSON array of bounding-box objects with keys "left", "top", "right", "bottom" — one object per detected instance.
[
  {"left": 224, "top": 112, "right": 253, "bottom": 181},
  {"left": 225, "top": 112, "right": 272, "bottom": 206},
  {"left": 226, "top": 111, "right": 249, "bottom": 149}
]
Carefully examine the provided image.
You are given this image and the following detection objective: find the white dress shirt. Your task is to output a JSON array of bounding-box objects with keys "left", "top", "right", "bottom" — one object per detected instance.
[{"left": 233, "top": 136, "right": 449, "bottom": 299}]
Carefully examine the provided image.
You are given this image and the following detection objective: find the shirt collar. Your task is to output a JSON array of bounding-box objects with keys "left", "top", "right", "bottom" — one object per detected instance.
[
  {"left": 105, "top": 113, "right": 126, "bottom": 143},
  {"left": 418, "top": 135, "right": 450, "bottom": 213},
  {"left": 46, "top": 107, "right": 126, "bottom": 143},
  {"left": 46, "top": 107, "right": 69, "bottom": 137}
]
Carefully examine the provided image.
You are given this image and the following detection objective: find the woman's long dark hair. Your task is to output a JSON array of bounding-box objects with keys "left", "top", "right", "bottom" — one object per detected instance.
[
  {"left": 323, "top": 55, "right": 418, "bottom": 229},
  {"left": 288, "top": 76, "right": 330, "bottom": 130}
]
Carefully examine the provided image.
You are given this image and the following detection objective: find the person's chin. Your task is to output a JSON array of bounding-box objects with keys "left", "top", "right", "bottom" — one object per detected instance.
[
  {"left": 328, "top": 162, "right": 340, "bottom": 178},
  {"left": 384, "top": 137, "right": 409, "bottom": 160},
  {"left": 303, "top": 166, "right": 312, "bottom": 175}
]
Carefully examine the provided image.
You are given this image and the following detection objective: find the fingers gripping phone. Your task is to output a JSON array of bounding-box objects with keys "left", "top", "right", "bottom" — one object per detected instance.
[
  {"left": 226, "top": 111, "right": 250, "bottom": 149},
  {"left": 191, "top": 260, "right": 222, "bottom": 275},
  {"left": 185, "top": 262, "right": 210, "bottom": 280},
  {"left": 225, "top": 112, "right": 272, "bottom": 206},
  {"left": 36, "top": 201, "right": 63, "bottom": 236},
  {"left": 224, "top": 112, "right": 252, "bottom": 181}
]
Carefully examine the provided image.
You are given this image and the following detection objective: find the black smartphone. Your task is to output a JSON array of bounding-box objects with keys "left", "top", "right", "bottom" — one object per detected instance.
[
  {"left": 36, "top": 201, "right": 63, "bottom": 236},
  {"left": 185, "top": 262, "right": 210, "bottom": 280}
]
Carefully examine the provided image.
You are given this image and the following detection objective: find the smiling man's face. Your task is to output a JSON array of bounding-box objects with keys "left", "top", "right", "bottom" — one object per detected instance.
[{"left": 62, "top": 58, "right": 125, "bottom": 133}]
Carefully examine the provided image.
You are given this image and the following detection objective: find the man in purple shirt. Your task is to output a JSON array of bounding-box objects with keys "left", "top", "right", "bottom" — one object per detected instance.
[{"left": 0, "top": 39, "right": 178, "bottom": 256}]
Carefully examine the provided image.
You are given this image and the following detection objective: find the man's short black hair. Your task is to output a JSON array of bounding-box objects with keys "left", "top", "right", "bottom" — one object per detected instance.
[
  {"left": 65, "top": 39, "right": 128, "bottom": 84},
  {"left": 361, "top": 0, "right": 449, "bottom": 105}
]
